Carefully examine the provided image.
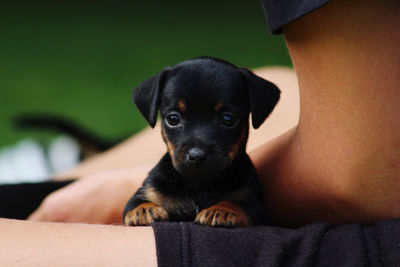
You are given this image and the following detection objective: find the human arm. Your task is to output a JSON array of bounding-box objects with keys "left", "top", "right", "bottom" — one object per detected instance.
[{"left": 0, "top": 218, "right": 157, "bottom": 266}]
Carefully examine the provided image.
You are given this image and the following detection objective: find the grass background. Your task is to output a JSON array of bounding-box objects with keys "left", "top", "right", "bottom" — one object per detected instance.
[{"left": 0, "top": 0, "right": 291, "bottom": 149}]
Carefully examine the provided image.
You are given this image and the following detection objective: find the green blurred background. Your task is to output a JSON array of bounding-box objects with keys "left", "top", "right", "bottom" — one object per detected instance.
[{"left": 0, "top": 0, "right": 291, "bottom": 149}]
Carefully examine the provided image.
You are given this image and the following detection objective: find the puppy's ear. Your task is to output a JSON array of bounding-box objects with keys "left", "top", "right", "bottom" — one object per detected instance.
[
  {"left": 239, "top": 68, "right": 281, "bottom": 129},
  {"left": 133, "top": 68, "right": 170, "bottom": 128}
]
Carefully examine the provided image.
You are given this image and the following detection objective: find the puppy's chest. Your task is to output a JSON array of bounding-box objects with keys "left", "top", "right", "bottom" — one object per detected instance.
[{"left": 145, "top": 186, "right": 218, "bottom": 220}]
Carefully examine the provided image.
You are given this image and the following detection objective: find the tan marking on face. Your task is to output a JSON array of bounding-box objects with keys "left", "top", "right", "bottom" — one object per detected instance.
[
  {"left": 215, "top": 101, "right": 224, "bottom": 112},
  {"left": 228, "top": 128, "right": 248, "bottom": 162},
  {"left": 176, "top": 147, "right": 187, "bottom": 166},
  {"left": 178, "top": 100, "right": 187, "bottom": 112},
  {"left": 161, "top": 127, "right": 176, "bottom": 163}
]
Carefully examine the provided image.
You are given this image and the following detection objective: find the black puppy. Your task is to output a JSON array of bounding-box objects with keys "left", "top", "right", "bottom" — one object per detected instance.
[{"left": 124, "top": 57, "right": 280, "bottom": 227}]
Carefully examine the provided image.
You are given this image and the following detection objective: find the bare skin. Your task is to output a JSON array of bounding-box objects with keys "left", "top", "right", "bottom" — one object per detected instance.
[
  {"left": 253, "top": 0, "right": 400, "bottom": 226},
  {"left": 0, "top": 218, "right": 157, "bottom": 267}
]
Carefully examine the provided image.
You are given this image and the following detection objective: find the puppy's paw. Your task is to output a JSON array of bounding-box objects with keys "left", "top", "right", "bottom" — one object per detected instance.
[
  {"left": 124, "top": 203, "right": 168, "bottom": 226},
  {"left": 194, "top": 201, "right": 249, "bottom": 227}
]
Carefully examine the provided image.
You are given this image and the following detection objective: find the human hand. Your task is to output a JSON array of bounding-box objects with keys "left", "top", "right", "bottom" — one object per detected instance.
[{"left": 28, "top": 166, "right": 152, "bottom": 224}]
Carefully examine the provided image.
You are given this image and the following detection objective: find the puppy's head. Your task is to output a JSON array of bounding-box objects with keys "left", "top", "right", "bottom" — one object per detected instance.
[{"left": 133, "top": 57, "right": 280, "bottom": 184}]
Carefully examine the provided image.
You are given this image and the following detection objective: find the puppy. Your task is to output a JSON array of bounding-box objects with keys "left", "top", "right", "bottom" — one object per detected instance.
[{"left": 124, "top": 57, "right": 280, "bottom": 227}]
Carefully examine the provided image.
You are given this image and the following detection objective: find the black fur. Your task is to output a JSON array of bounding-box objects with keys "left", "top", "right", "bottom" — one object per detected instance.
[{"left": 124, "top": 56, "right": 280, "bottom": 227}]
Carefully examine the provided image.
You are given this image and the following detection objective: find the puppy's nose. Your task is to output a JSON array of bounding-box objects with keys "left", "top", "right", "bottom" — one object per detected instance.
[{"left": 187, "top": 148, "right": 207, "bottom": 163}]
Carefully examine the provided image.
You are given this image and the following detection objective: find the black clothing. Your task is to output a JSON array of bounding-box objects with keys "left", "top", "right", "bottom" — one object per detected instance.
[
  {"left": 0, "top": 180, "right": 73, "bottom": 219},
  {"left": 152, "top": 220, "right": 400, "bottom": 266},
  {"left": 261, "top": 0, "right": 331, "bottom": 34}
]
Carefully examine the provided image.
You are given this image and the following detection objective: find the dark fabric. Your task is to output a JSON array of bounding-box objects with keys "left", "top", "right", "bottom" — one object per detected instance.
[
  {"left": 261, "top": 0, "right": 331, "bottom": 34},
  {"left": 0, "top": 180, "right": 74, "bottom": 219},
  {"left": 152, "top": 219, "right": 400, "bottom": 266}
]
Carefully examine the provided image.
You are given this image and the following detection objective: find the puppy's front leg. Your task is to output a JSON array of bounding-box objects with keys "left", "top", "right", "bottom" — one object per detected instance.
[
  {"left": 195, "top": 201, "right": 249, "bottom": 227},
  {"left": 123, "top": 187, "right": 169, "bottom": 226}
]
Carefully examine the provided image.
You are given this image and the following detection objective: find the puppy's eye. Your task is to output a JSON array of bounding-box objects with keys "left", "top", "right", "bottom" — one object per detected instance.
[
  {"left": 221, "top": 113, "right": 238, "bottom": 127},
  {"left": 166, "top": 114, "right": 181, "bottom": 126}
]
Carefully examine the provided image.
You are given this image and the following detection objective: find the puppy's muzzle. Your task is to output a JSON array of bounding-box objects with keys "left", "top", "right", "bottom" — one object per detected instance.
[{"left": 175, "top": 144, "right": 229, "bottom": 183}]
